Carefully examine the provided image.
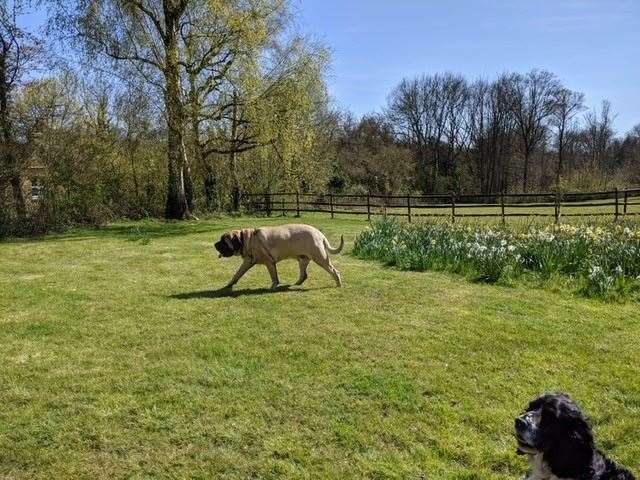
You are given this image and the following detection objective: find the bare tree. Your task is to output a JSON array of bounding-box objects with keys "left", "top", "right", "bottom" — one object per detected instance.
[
  {"left": 387, "top": 73, "right": 458, "bottom": 193},
  {"left": 465, "top": 75, "right": 515, "bottom": 193},
  {"left": 620, "top": 124, "right": 640, "bottom": 183},
  {"left": 383, "top": 70, "right": 635, "bottom": 195},
  {"left": 583, "top": 100, "right": 615, "bottom": 170},
  {"left": 550, "top": 87, "right": 584, "bottom": 185},
  {"left": 508, "top": 69, "right": 560, "bottom": 192},
  {"left": 387, "top": 77, "right": 424, "bottom": 191},
  {"left": 466, "top": 79, "right": 491, "bottom": 192},
  {"left": 441, "top": 73, "right": 469, "bottom": 190}
]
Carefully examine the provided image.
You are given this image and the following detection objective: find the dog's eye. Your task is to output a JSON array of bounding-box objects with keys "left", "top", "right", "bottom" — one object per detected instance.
[{"left": 525, "top": 410, "right": 541, "bottom": 424}]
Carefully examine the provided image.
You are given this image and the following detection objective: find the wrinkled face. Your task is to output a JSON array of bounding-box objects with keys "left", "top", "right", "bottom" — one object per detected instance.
[{"left": 214, "top": 232, "right": 241, "bottom": 258}]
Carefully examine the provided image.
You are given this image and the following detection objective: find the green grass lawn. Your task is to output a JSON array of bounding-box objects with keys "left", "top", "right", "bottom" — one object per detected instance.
[{"left": 1, "top": 215, "right": 639, "bottom": 479}]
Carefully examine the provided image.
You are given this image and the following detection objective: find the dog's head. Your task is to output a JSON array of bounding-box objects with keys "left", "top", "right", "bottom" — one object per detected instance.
[
  {"left": 214, "top": 231, "right": 243, "bottom": 258},
  {"left": 515, "top": 393, "right": 595, "bottom": 478}
]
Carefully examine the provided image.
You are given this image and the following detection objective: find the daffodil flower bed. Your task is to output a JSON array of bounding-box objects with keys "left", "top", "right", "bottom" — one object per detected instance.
[{"left": 353, "top": 219, "right": 640, "bottom": 299}]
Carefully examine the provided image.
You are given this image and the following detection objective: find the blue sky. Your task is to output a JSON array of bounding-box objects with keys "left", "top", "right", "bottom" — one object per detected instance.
[
  {"left": 296, "top": 0, "right": 640, "bottom": 134},
  {"left": 19, "top": 1, "right": 639, "bottom": 133}
]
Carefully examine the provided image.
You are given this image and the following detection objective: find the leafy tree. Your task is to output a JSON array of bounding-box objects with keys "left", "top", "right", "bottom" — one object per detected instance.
[{"left": 49, "top": 0, "right": 291, "bottom": 218}]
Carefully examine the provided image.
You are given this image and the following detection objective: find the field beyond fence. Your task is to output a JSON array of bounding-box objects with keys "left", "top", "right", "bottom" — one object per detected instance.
[{"left": 244, "top": 188, "right": 640, "bottom": 223}]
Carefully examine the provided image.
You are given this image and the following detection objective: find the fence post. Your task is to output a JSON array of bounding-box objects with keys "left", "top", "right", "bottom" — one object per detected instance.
[
  {"left": 624, "top": 189, "right": 628, "bottom": 216},
  {"left": 281, "top": 196, "right": 286, "bottom": 217},
  {"left": 554, "top": 192, "right": 560, "bottom": 225},
  {"left": 500, "top": 190, "right": 506, "bottom": 226},
  {"left": 450, "top": 192, "right": 456, "bottom": 223},
  {"left": 367, "top": 193, "right": 371, "bottom": 222},
  {"left": 330, "top": 194, "right": 334, "bottom": 219},
  {"left": 296, "top": 191, "right": 300, "bottom": 217},
  {"left": 614, "top": 187, "right": 619, "bottom": 221},
  {"left": 266, "top": 191, "right": 272, "bottom": 217},
  {"left": 407, "top": 194, "right": 412, "bottom": 223}
]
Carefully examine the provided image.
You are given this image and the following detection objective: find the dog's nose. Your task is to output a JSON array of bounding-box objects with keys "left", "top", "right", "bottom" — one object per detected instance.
[{"left": 515, "top": 416, "right": 527, "bottom": 430}]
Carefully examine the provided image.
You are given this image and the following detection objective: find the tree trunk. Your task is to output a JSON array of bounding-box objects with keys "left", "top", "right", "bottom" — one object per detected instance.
[
  {"left": 163, "top": 8, "right": 190, "bottom": 220},
  {"left": 230, "top": 150, "right": 240, "bottom": 211},
  {"left": 431, "top": 149, "right": 439, "bottom": 193},
  {"left": 183, "top": 151, "right": 194, "bottom": 212},
  {"left": 522, "top": 150, "right": 530, "bottom": 192},
  {"left": 9, "top": 168, "right": 26, "bottom": 217},
  {"left": 127, "top": 139, "right": 142, "bottom": 205},
  {"left": 556, "top": 127, "right": 564, "bottom": 187},
  {"left": 203, "top": 163, "right": 218, "bottom": 211},
  {"left": 418, "top": 147, "right": 429, "bottom": 195},
  {"left": 501, "top": 135, "right": 511, "bottom": 194},
  {"left": 538, "top": 146, "right": 546, "bottom": 190},
  {"left": 0, "top": 55, "right": 25, "bottom": 219},
  {"left": 187, "top": 72, "right": 207, "bottom": 213},
  {"left": 229, "top": 91, "right": 241, "bottom": 211}
]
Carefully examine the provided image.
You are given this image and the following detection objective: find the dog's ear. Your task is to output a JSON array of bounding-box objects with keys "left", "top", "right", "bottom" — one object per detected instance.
[
  {"left": 222, "top": 233, "right": 233, "bottom": 249},
  {"left": 541, "top": 398, "right": 594, "bottom": 478},
  {"left": 229, "top": 231, "right": 243, "bottom": 252},
  {"left": 527, "top": 392, "right": 567, "bottom": 413}
]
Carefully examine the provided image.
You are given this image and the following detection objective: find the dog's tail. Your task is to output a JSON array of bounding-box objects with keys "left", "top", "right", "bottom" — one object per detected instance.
[{"left": 324, "top": 234, "right": 344, "bottom": 255}]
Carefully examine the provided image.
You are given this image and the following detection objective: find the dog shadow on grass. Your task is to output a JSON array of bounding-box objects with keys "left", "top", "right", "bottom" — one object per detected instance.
[{"left": 168, "top": 285, "right": 331, "bottom": 299}]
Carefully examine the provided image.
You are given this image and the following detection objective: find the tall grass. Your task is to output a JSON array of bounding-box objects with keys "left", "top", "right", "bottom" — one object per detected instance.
[{"left": 353, "top": 218, "right": 640, "bottom": 299}]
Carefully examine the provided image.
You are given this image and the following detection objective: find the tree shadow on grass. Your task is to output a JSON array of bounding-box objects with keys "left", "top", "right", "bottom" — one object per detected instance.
[
  {"left": 168, "top": 285, "right": 332, "bottom": 299},
  {"left": 3, "top": 220, "right": 218, "bottom": 244}
]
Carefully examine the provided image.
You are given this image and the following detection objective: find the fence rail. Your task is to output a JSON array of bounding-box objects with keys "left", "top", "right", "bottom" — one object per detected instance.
[{"left": 242, "top": 188, "right": 640, "bottom": 223}]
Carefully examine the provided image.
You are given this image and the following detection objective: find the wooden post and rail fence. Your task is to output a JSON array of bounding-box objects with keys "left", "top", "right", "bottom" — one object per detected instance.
[{"left": 241, "top": 187, "right": 640, "bottom": 223}]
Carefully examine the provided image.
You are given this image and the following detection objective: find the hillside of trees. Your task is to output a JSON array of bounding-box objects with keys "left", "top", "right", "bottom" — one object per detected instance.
[
  {"left": 1, "top": 1, "right": 639, "bottom": 235},
  {"left": 333, "top": 71, "right": 640, "bottom": 197}
]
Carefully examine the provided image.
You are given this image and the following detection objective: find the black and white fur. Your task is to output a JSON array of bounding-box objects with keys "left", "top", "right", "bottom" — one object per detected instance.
[{"left": 514, "top": 393, "right": 634, "bottom": 480}]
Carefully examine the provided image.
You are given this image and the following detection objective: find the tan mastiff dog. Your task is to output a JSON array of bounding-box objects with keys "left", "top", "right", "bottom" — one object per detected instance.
[{"left": 214, "top": 224, "right": 344, "bottom": 289}]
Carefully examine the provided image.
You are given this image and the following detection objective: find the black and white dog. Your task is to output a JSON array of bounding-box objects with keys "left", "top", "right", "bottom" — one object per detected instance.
[{"left": 514, "top": 393, "right": 635, "bottom": 480}]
